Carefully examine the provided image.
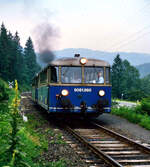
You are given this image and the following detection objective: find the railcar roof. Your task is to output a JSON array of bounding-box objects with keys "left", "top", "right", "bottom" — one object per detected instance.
[{"left": 48, "top": 57, "right": 110, "bottom": 67}]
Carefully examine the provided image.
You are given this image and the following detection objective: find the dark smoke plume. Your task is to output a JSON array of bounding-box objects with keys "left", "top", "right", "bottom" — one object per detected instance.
[{"left": 34, "top": 22, "right": 59, "bottom": 64}]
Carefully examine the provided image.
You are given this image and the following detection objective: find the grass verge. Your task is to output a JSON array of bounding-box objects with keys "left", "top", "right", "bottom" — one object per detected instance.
[
  {"left": 111, "top": 106, "right": 150, "bottom": 130},
  {"left": 0, "top": 80, "right": 66, "bottom": 167}
]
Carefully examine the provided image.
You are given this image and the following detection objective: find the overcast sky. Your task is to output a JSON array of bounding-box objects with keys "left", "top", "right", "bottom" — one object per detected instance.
[{"left": 0, "top": 0, "right": 150, "bottom": 53}]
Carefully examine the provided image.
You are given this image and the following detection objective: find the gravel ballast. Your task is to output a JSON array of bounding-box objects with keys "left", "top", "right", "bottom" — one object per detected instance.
[
  {"left": 21, "top": 95, "right": 87, "bottom": 167},
  {"left": 96, "top": 113, "right": 150, "bottom": 144}
]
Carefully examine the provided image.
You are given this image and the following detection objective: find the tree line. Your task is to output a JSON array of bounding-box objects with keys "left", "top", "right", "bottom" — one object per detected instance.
[
  {"left": 111, "top": 54, "right": 150, "bottom": 101},
  {"left": 0, "top": 23, "right": 40, "bottom": 90}
]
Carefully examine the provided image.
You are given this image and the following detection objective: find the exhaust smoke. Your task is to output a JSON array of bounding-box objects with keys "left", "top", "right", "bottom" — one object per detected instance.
[{"left": 34, "top": 22, "right": 59, "bottom": 65}]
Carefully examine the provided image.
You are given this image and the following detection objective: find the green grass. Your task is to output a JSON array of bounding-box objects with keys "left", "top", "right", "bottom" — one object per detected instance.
[
  {"left": 0, "top": 80, "right": 15, "bottom": 166},
  {"left": 47, "top": 159, "right": 67, "bottom": 167},
  {"left": 0, "top": 78, "right": 68, "bottom": 167},
  {"left": 113, "top": 98, "right": 137, "bottom": 103},
  {"left": 0, "top": 80, "right": 47, "bottom": 167},
  {"left": 112, "top": 106, "right": 150, "bottom": 130},
  {"left": 25, "top": 112, "right": 68, "bottom": 166},
  {"left": 50, "top": 133, "right": 66, "bottom": 144}
]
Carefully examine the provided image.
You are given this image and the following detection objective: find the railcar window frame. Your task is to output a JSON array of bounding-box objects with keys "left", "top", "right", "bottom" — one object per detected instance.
[
  {"left": 61, "top": 66, "right": 82, "bottom": 84},
  {"left": 106, "top": 67, "right": 110, "bottom": 84},
  {"left": 32, "top": 78, "right": 35, "bottom": 87},
  {"left": 46, "top": 64, "right": 111, "bottom": 85},
  {"left": 84, "top": 66, "right": 105, "bottom": 84},
  {"left": 50, "top": 66, "right": 59, "bottom": 83},
  {"left": 40, "top": 69, "right": 47, "bottom": 84}
]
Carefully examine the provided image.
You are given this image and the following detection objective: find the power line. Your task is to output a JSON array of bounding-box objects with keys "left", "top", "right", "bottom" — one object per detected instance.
[
  {"left": 105, "top": 24, "right": 150, "bottom": 51},
  {"left": 114, "top": 30, "right": 150, "bottom": 51},
  {"left": 104, "top": 2, "right": 150, "bottom": 51}
]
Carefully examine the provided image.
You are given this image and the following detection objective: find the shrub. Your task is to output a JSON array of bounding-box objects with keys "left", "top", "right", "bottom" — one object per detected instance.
[
  {"left": 0, "top": 78, "right": 9, "bottom": 102},
  {"left": 139, "top": 115, "right": 150, "bottom": 130},
  {"left": 141, "top": 97, "right": 150, "bottom": 115}
]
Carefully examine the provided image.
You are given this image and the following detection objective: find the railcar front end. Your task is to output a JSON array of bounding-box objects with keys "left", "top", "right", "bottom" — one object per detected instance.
[
  {"left": 48, "top": 85, "right": 111, "bottom": 116},
  {"left": 32, "top": 56, "right": 111, "bottom": 117}
]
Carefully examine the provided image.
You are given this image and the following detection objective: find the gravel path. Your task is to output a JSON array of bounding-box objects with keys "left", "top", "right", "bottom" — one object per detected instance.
[{"left": 95, "top": 113, "right": 150, "bottom": 144}]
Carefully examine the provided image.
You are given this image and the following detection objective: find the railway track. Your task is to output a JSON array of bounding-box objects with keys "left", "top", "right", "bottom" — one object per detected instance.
[
  {"left": 24, "top": 94, "right": 150, "bottom": 166},
  {"left": 62, "top": 119, "right": 150, "bottom": 167}
]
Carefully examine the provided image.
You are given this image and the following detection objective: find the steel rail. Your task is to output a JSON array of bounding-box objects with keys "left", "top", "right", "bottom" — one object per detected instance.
[
  {"left": 91, "top": 121, "right": 150, "bottom": 154},
  {"left": 65, "top": 125, "right": 123, "bottom": 167}
]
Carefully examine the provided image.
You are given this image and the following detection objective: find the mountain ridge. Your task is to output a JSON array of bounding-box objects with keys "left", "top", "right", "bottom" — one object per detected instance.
[
  {"left": 53, "top": 48, "right": 150, "bottom": 66},
  {"left": 136, "top": 63, "right": 150, "bottom": 78},
  {"left": 36, "top": 48, "right": 150, "bottom": 77}
]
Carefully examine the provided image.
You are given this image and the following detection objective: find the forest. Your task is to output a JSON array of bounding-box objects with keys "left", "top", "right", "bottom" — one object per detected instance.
[
  {"left": 0, "top": 23, "right": 40, "bottom": 91},
  {"left": 111, "top": 54, "right": 150, "bottom": 101}
]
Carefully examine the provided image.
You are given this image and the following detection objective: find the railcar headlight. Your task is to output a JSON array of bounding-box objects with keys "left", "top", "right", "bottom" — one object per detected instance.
[
  {"left": 99, "top": 90, "right": 105, "bottom": 96},
  {"left": 61, "top": 89, "right": 69, "bottom": 96},
  {"left": 80, "top": 58, "right": 87, "bottom": 65}
]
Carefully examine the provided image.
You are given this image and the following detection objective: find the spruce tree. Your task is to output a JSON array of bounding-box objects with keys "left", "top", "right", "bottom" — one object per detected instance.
[
  {"left": 7, "top": 31, "right": 15, "bottom": 80},
  {"left": 24, "top": 37, "right": 40, "bottom": 85},
  {"left": 111, "top": 54, "right": 124, "bottom": 98},
  {"left": 122, "top": 59, "right": 140, "bottom": 99},
  {"left": 0, "top": 23, "right": 11, "bottom": 81},
  {"left": 112, "top": 55, "right": 141, "bottom": 100},
  {"left": 12, "top": 32, "right": 24, "bottom": 84}
]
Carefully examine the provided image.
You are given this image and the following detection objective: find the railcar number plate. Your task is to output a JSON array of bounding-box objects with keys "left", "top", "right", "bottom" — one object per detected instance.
[{"left": 74, "top": 88, "right": 92, "bottom": 92}]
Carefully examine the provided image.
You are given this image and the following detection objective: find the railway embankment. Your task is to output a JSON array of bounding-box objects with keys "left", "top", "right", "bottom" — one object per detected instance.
[
  {"left": 96, "top": 112, "right": 150, "bottom": 144},
  {"left": 0, "top": 82, "right": 52, "bottom": 167},
  {"left": 20, "top": 94, "right": 87, "bottom": 167},
  {"left": 0, "top": 80, "right": 84, "bottom": 166}
]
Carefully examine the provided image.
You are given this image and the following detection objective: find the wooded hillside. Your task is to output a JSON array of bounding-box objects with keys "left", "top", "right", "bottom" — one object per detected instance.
[{"left": 0, "top": 23, "right": 40, "bottom": 90}]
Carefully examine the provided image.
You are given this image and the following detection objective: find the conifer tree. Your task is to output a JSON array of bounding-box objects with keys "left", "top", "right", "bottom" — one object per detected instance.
[
  {"left": 7, "top": 31, "right": 14, "bottom": 80},
  {"left": 111, "top": 55, "right": 141, "bottom": 100},
  {"left": 0, "top": 23, "right": 11, "bottom": 80},
  {"left": 12, "top": 32, "right": 24, "bottom": 84},
  {"left": 24, "top": 37, "right": 40, "bottom": 85},
  {"left": 111, "top": 54, "right": 124, "bottom": 98},
  {"left": 0, "top": 23, "right": 40, "bottom": 90}
]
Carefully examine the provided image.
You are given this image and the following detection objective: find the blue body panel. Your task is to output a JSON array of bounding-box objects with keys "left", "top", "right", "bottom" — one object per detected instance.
[{"left": 48, "top": 85, "right": 111, "bottom": 113}]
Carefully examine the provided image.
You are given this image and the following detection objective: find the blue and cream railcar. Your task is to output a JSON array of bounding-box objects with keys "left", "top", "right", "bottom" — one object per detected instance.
[{"left": 32, "top": 55, "right": 111, "bottom": 117}]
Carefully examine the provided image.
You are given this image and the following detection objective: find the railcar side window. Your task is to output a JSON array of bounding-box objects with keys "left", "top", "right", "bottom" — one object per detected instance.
[
  {"left": 106, "top": 67, "right": 110, "bottom": 84},
  {"left": 61, "top": 67, "right": 82, "bottom": 83},
  {"left": 40, "top": 70, "right": 47, "bottom": 84},
  {"left": 35, "top": 77, "right": 38, "bottom": 86},
  {"left": 84, "top": 67, "right": 104, "bottom": 84},
  {"left": 32, "top": 79, "right": 35, "bottom": 87},
  {"left": 51, "top": 67, "right": 59, "bottom": 83}
]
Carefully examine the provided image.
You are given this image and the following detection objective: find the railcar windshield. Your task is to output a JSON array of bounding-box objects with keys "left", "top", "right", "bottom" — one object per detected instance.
[
  {"left": 84, "top": 67, "right": 104, "bottom": 84},
  {"left": 61, "top": 67, "right": 82, "bottom": 83}
]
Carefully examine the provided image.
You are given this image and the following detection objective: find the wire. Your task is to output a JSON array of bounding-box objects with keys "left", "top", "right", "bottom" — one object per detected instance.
[
  {"left": 106, "top": 24, "right": 150, "bottom": 51},
  {"left": 114, "top": 30, "right": 150, "bottom": 51},
  {"left": 104, "top": 1, "right": 150, "bottom": 51}
]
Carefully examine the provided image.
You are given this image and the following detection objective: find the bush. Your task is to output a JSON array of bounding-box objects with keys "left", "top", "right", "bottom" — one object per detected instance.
[
  {"left": 141, "top": 97, "right": 150, "bottom": 115},
  {"left": 0, "top": 78, "right": 9, "bottom": 102},
  {"left": 140, "top": 115, "right": 150, "bottom": 130}
]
